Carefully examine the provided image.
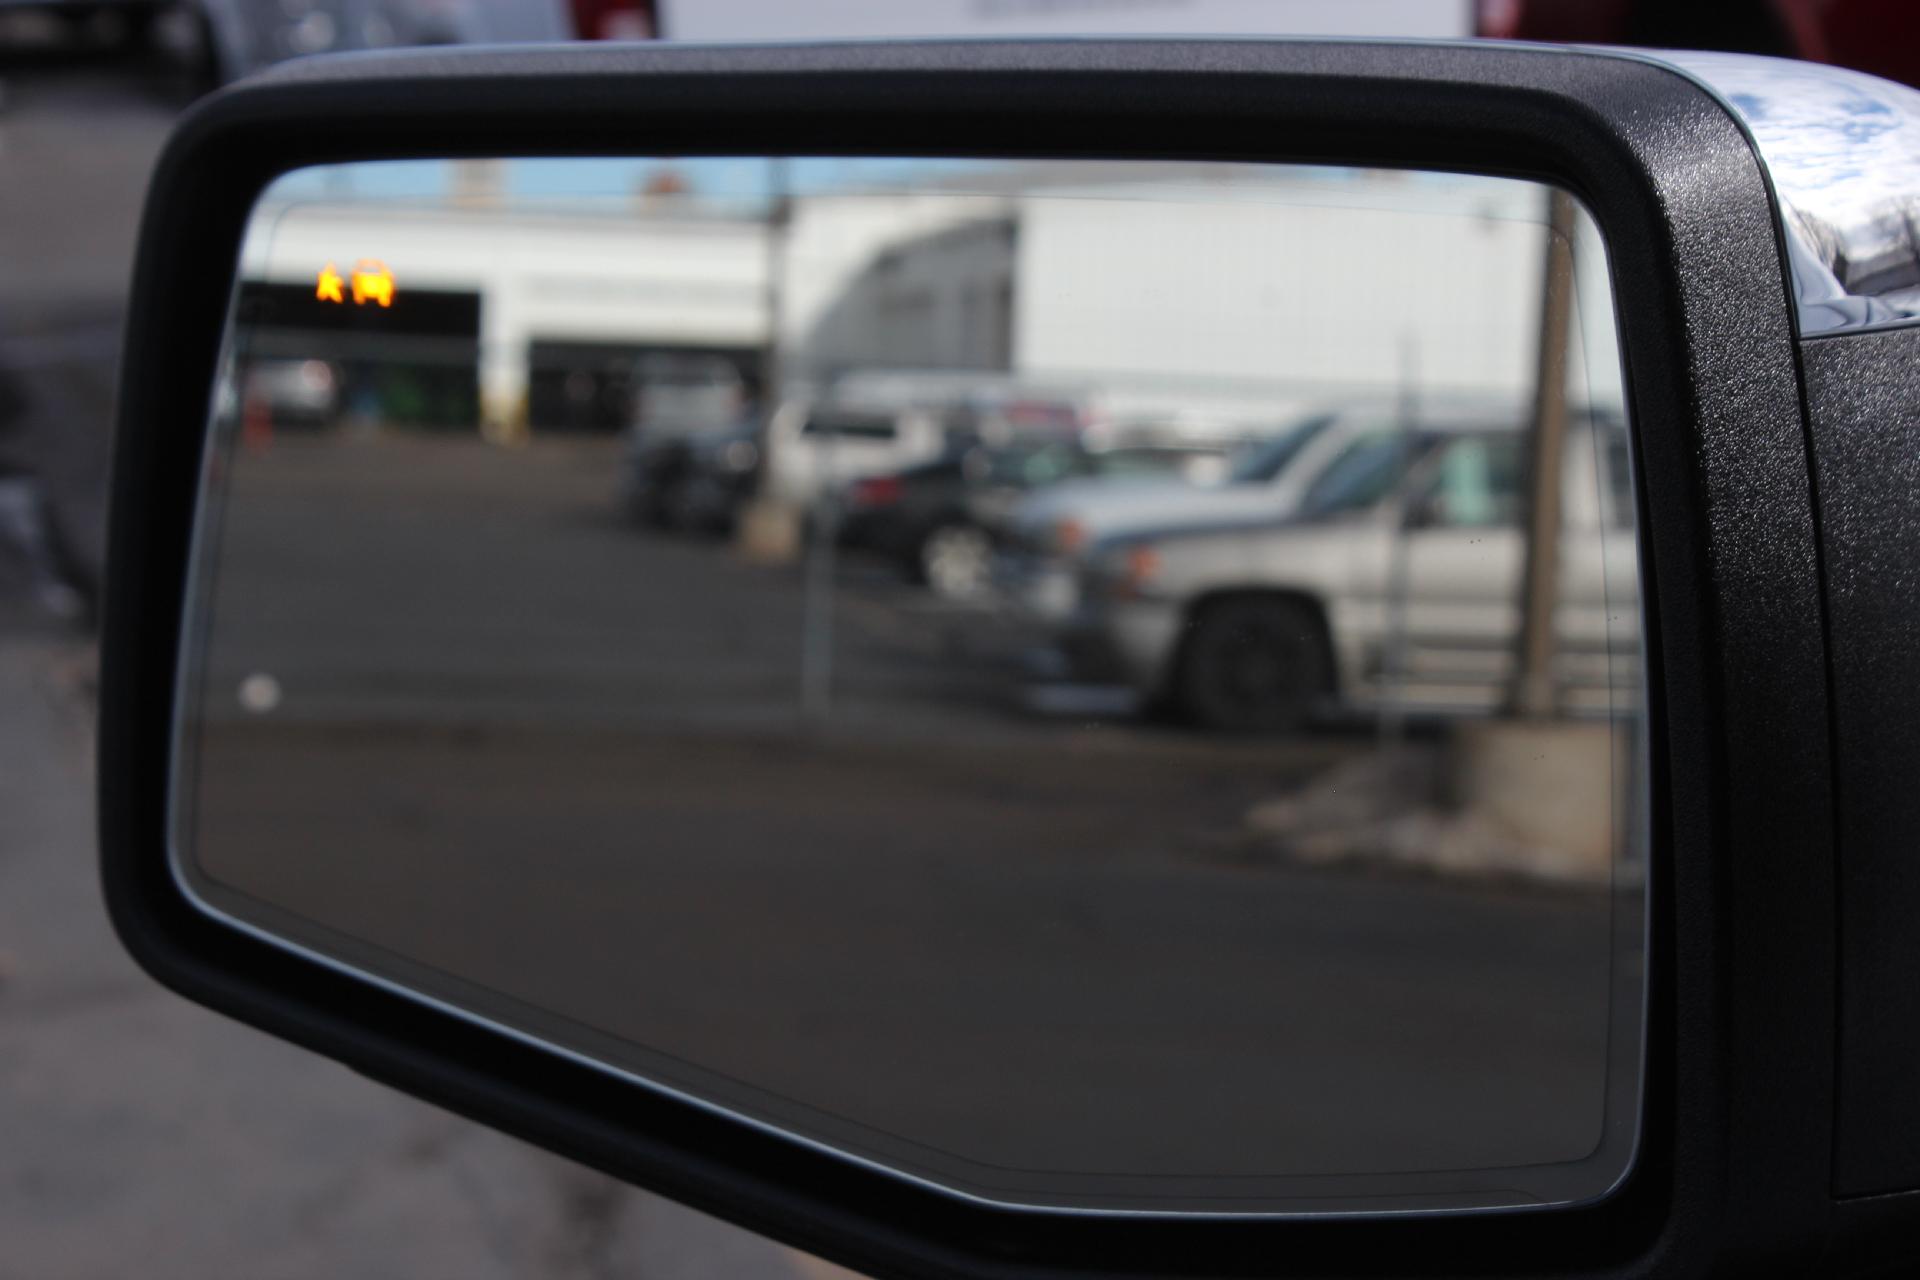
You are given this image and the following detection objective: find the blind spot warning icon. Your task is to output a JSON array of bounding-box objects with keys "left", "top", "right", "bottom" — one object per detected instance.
[
  {"left": 351, "top": 259, "right": 395, "bottom": 307},
  {"left": 316, "top": 262, "right": 344, "bottom": 304}
]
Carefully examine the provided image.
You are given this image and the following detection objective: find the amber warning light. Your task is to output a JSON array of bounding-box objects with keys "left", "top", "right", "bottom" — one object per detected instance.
[{"left": 317, "top": 259, "right": 395, "bottom": 307}]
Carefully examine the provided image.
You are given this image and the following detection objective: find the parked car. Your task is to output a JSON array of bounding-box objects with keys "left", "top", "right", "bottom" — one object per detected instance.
[
  {"left": 240, "top": 357, "right": 339, "bottom": 428},
  {"left": 622, "top": 353, "right": 752, "bottom": 527},
  {"left": 628, "top": 352, "right": 747, "bottom": 439},
  {"left": 760, "top": 393, "right": 947, "bottom": 513},
  {"left": 636, "top": 414, "right": 763, "bottom": 534},
  {"left": 1053, "top": 411, "right": 1633, "bottom": 731},
  {"left": 840, "top": 437, "right": 1231, "bottom": 598},
  {"left": 826, "top": 369, "right": 1092, "bottom": 445}
]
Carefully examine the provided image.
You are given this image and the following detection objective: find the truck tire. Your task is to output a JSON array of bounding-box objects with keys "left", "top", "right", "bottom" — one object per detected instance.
[{"left": 1175, "top": 596, "right": 1329, "bottom": 733}]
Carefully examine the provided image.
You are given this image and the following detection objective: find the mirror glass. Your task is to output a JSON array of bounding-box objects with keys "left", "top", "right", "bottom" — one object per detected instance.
[{"left": 175, "top": 156, "right": 1644, "bottom": 1215}]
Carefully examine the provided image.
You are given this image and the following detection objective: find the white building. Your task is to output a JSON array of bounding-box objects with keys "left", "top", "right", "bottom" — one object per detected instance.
[
  {"left": 238, "top": 162, "right": 1618, "bottom": 438},
  {"left": 239, "top": 196, "right": 770, "bottom": 437}
]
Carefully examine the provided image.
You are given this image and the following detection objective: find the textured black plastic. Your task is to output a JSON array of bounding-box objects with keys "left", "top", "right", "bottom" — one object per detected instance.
[
  {"left": 1802, "top": 325, "right": 1920, "bottom": 1202},
  {"left": 98, "top": 38, "right": 1840, "bottom": 1279}
]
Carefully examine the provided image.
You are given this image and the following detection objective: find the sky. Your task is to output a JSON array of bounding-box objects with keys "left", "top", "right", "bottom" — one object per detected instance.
[
  {"left": 262, "top": 157, "right": 1010, "bottom": 210},
  {"left": 257, "top": 156, "right": 1552, "bottom": 234}
]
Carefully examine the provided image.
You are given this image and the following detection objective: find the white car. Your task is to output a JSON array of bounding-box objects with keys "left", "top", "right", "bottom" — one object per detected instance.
[
  {"left": 760, "top": 395, "right": 947, "bottom": 511},
  {"left": 241, "top": 357, "right": 340, "bottom": 428},
  {"left": 1052, "top": 413, "right": 1636, "bottom": 731}
]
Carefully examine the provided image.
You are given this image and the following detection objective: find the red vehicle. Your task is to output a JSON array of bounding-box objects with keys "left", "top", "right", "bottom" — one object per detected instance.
[{"left": 1482, "top": 0, "right": 1920, "bottom": 89}]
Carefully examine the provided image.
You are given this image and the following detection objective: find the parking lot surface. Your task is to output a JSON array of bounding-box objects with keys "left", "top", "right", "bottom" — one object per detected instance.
[{"left": 177, "top": 432, "right": 1622, "bottom": 1201}]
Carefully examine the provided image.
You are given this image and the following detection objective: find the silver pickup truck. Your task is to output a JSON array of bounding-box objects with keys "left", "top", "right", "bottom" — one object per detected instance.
[{"left": 1038, "top": 410, "right": 1636, "bottom": 731}]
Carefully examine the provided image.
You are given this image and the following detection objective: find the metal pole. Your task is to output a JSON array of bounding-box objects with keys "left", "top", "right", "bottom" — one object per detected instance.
[
  {"left": 761, "top": 160, "right": 838, "bottom": 722},
  {"left": 735, "top": 160, "right": 803, "bottom": 562},
  {"left": 1508, "top": 188, "right": 1579, "bottom": 719},
  {"left": 1379, "top": 329, "right": 1419, "bottom": 749},
  {"left": 761, "top": 159, "right": 790, "bottom": 411},
  {"left": 800, "top": 423, "right": 837, "bottom": 724}
]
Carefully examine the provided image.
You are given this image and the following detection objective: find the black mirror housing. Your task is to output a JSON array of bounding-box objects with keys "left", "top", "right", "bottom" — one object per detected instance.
[{"left": 95, "top": 37, "right": 1920, "bottom": 1279}]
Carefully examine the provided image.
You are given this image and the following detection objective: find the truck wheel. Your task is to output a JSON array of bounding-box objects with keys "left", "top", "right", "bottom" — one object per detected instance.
[{"left": 1175, "top": 597, "right": 1329, "bottom": 733}]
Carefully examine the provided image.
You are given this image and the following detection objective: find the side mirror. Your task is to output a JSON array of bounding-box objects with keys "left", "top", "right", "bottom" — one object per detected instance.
[{"left": 97, "top": 39, "right": 1920, "bottom": 1280}]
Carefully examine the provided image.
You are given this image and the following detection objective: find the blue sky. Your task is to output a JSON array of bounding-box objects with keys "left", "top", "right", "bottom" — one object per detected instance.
[{"left": 262, "top": 157, "right": 1008, "bottom": 208}]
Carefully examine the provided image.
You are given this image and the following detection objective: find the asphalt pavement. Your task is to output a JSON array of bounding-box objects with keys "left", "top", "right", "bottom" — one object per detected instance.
[
  {"left": 0, "top": 64, "right": 833, "bottom": 1280},
  {"left": 176, "top": 431, "right": 1627, "bottom": 1210}
]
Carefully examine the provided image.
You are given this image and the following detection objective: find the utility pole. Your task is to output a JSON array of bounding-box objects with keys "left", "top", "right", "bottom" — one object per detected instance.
[
  {"left": 1507, "top": 187, "right": 1578, "bottom": 719},
  {"left": 450, "top": 159, "right": 505, "bottom": 208},
  {"left": 748, "top": 160, "right": 836, "bottom": 720},
  {"left": 761, "top": 158, "right": 791, "bottom": 412},
  {"left": 736, "top": 160, "right": 804, "bottom": 562}
]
